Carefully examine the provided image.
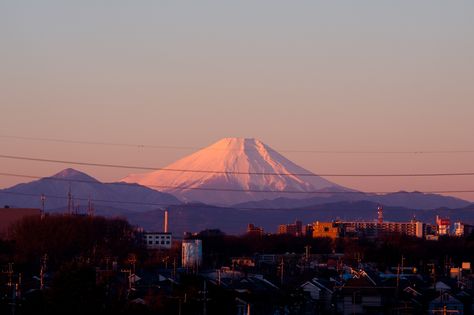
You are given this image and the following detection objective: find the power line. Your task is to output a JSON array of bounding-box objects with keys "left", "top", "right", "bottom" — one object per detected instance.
[
  {"left": 0, "top": 135, "right": 192, "bottom": 150},
  {"left": 0, "top": 172, "right": 357, "bottom": 194},
  {"left": 0, "top": 190, "right": 172, "bottom": 208},
  {"left": 0, "top": 189, "right": 473, "bottom": 213},
  {"left": 1, "top": 134, "right": 474, "bottom": 154},
  {"left": 0, "top": 154, "right": 474, "bottom": 177},
  {"left": 0, "top": 190, "right": 265, "bottom": 211},
  {"left": 0, "top": 190, "right": 344, "bottom": 211},
  {"left": 1, "top": 171, "right": 474, "bottom": 195}
]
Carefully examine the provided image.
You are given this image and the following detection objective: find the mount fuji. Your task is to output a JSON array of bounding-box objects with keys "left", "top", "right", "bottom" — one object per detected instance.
[{"left": 122, "top": 137, "right": 352, "bottom": 205}]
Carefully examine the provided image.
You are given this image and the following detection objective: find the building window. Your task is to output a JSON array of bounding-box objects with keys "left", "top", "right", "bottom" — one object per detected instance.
[{"left": 148, "top": 241, "right": 152, "bottom": 245}]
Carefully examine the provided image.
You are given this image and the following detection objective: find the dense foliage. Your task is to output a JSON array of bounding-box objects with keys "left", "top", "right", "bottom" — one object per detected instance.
[{"left": 11, "top": 214, "right": 139, "bottom": 268}]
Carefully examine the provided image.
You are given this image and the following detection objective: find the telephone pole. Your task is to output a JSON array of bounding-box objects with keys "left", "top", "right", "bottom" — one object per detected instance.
[
  {"left": 87, "top": 197, "right": 94, "bottom": 217},
  {"left": 40, "top": 194, "right": 46, "bottom": 220},
  {"left": 67, "top": 185, "right": 73, "bottom": 215}
]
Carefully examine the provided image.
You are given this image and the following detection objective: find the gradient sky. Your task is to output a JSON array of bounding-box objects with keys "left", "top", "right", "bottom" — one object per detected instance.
[{"left": 1, "top": 1, "right": 473, "bottom": 201}]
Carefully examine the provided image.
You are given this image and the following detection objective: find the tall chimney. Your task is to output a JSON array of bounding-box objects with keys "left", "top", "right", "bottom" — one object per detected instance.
[{"left": 164, "top": 210, "right": 168, "bottom": 233}]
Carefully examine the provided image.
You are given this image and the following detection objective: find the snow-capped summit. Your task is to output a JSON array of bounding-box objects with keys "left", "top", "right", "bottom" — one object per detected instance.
[{"left": 122, "top": 137, "right": 351, "bottom": 205}]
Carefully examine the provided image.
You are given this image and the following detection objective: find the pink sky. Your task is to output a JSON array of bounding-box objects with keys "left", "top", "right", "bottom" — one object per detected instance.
[{"left": 0, "top": 2, "right": 473, "bottom": 202}]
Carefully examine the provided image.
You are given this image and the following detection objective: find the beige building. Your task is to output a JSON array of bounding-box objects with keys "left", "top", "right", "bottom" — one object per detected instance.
[{"left": 312, "top": 221, "right": 341, "bottom": 239}]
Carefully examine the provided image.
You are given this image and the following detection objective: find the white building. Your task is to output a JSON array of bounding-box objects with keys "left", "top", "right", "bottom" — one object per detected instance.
[
  {"left": 182, "top": 239, "right": 203, "bottom": 269},
  {"left": 143, "top": 232, "right": 172, "bottom": 250}
]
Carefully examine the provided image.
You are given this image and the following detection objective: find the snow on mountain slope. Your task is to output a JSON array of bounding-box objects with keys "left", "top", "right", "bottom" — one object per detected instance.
[{"left": 122, "top": 138, "right": 351, "bottom": 205}]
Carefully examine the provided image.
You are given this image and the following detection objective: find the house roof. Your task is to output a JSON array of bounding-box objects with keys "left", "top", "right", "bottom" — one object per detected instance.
[
  {"left": 430, "top": 292, "right": 462, "bottom": 305},
  {"left": 434, "top": 281, "right": 452, "bottom": 291}
]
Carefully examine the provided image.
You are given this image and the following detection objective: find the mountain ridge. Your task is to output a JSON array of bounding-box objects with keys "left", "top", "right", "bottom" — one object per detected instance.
[
  {"left": 0, "top": 168, "right": 181, "bottom": 211},
  {"left": 122, "top": 137, "right": 351, "bottom": 205},
  {"left": 233, "top": 190, "right": 470, "bottom": 210}
]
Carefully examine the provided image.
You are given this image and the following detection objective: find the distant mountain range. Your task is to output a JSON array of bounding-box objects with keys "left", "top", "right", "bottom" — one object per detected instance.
[
  {"left": 0, "top": 167, "right": 472, "bottom": 236},
  {"left": 1, "top": 137, "right": 473, "bottom": 235},
  {"left": 121, "top": 137, "right": 471, "bottom": 209},
  {"left": 233, "top": 191, "right": 470, "bottom": 210},
  {"left": 112, "top": 201, "right": 474, "bottom": 235},
  {"left": 0, "top": 168, "right": 180, "bottom": 212}
]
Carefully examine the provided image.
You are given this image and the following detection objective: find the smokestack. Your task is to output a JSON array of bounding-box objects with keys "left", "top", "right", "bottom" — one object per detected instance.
[{"left": 164, "top": 210, "right": 168, "bottom": 233}]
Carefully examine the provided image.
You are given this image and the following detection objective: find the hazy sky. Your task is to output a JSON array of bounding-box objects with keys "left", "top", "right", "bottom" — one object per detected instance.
[{"left": 1, "top": 1, "right": 473, "bottom": 201}]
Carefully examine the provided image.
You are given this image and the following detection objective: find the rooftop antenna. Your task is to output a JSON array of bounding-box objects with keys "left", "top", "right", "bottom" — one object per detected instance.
[{"left": 377, "top": 205, "right": 383, "bottom": 224}]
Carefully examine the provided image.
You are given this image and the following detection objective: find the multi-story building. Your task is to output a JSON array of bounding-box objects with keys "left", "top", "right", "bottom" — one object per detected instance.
[
  {"left": 247, "top": 223, "right": 264, "bottom": 236},
  {"left": 312, "top": 221, "right": 341, "bottom": 239},
  {"left": 182, "top": 239, "right": 203, "bottom": 269},
  {"left": 454, "top": 222, "right": 474, "bottom": 237},
  {"left": 311, "top": 219, "right": 425, "bottom": 239},
  {"left": 278, "top": 220, "right": 303, "bottom": 236},
  {"left": 342, "top": 220, "right": 424, "bottom": 238},
  {"left": 436, "top": 216, "right": 451, "bottom": 236},
  {"left": 143, "top": 232, "right": 172, "bottom": 249},
  {"left": 424, "top": 223, "right": 437, "bottom": 237}
]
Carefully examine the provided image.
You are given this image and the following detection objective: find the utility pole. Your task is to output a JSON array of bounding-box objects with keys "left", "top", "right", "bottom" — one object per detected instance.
[
  {"left": 280, "top": 258, "right": 285, "bottom": 285},
  {"left": 120, "top": 268, "right": 132, "bottom": 294},
  {"left": 67, "top": 185, "right": 73, "bottom": 215},
  {"left": 16, "top": 273, "right": 22, "bottom": 301},
  {"left": 305, "top": 245, "right": 311, "bottom": 270},
  {"left": 395, "top": 263, "right": 401, "bottom": 311},
  {"left": 128, "top": 254, "right": 137, "bottom": 276},
  {"left": 198, "top": 281, "right": 210, "bottom": 315},
  {"left": 40, "top": 194, "right": 46, "bottom": 220},
  {"left": 428, "top": 263, "right": 436, "bottom": 286},
  {"left": 40, "top": 254, "right": 48, "bottom": 290},
  {"left": 396, "top": 264, "right": 400, "bottom": 290},
  {"left": 401, "top": 255, "right": 405, "bottom": 275},
  {"left": 173, "top": 257, "right": 177, "bottom": 280},
  {"left": 7, "top": 262, "right": 15, "bottom": 315},
  {"left": 87, "top": 197, "right": 94, "bottom": 217}
]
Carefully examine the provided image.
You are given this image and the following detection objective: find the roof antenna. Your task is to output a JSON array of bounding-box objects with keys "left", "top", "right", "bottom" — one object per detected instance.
[{"left": 377, "top": 205, "right": 383, "bottom": 224}]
